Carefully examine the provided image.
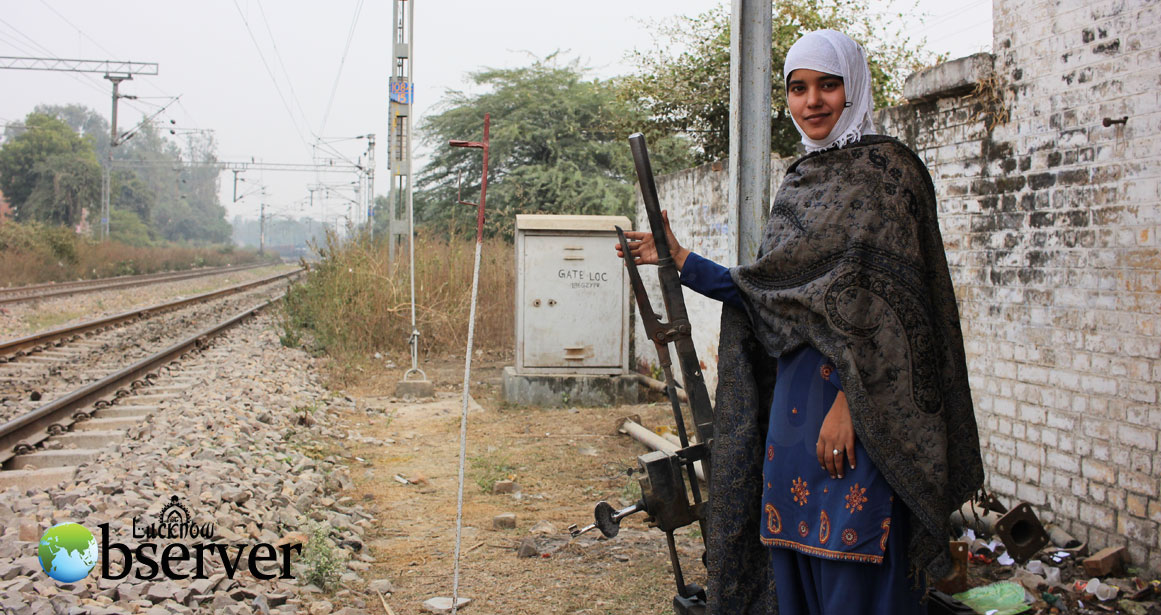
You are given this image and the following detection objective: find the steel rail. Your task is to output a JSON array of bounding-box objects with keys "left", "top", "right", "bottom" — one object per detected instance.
[
  {"left": 0, "top": 295, "right": 284, "bottom": 467},
  {"left": 0, "top": 268, "right": 301, "bottom": 360},
  {"left": 0, "top": 262, "right": 272, "bottom": 306}
]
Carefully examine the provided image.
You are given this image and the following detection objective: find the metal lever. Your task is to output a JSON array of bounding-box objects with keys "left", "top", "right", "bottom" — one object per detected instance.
[{"left": 569, "top": 501, "right": 644, "bottom": 538}]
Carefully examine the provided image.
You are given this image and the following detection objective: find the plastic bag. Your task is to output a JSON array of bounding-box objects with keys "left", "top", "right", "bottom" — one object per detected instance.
[{"left": 952, "top": 581, "right": 1031, "bottom": 615}]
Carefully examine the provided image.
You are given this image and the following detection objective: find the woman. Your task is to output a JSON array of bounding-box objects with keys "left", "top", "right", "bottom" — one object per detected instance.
[{"left": 619, "top": 30, "right": 983, "bottom": 614}]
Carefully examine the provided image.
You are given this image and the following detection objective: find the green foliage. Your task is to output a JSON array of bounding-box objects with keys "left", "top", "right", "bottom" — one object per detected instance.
[
  {"left": 0, "top": 112, "right": 100, "bottom": 221},
  {"left": 108, "top": 209, "right": 155, "bottom": 247},
  {"left": 300, "top": 523, "right": 342, "bottom": 590},
  {"left": 24, "top": 153, "right": 101, "bottom": 227},
  {"left": 469, "top": 453, "right": 517, "bottom": 493},
  {"left": 621, "top": 1, "right": 940, "bottom": 160},
  {"left": 415, "top": 56, "right": 693, "bottom": 240},
  {"left": 3, "top": 105, "right": 232, "bottom": 244}
]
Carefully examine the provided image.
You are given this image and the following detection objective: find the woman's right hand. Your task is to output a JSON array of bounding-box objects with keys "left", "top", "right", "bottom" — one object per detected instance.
[{"left": 614, "top": 210, "right": 689, "bottom": 270}]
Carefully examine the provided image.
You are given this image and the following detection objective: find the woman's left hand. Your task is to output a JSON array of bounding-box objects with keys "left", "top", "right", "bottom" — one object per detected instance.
[{"left": 816, "top": 392, "right": 856, "bottom": 479}]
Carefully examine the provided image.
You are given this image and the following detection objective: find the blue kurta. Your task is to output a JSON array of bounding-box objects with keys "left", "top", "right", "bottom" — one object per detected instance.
[{"left": 680, "top": 251, "right": 894, "bottom": 562}]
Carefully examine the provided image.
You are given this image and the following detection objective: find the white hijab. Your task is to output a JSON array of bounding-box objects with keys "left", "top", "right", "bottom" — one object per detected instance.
[{"left": 783, "top": 30, "right": 876, "bottom": 152}]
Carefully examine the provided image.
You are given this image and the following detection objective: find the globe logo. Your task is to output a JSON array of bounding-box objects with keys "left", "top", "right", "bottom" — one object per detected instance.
[{"left": 37, "top": 522, "right": 98, "bottom": 583}]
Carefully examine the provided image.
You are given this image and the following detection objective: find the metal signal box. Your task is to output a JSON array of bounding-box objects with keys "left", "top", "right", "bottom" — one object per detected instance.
[{"left": 514, "top": 214, "right": 631, "bottom": 375}]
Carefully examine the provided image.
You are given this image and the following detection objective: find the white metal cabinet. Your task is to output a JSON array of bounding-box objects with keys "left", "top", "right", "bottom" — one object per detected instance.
[{"left": 514, "top": 215, "right": 630, "bottom": 375}]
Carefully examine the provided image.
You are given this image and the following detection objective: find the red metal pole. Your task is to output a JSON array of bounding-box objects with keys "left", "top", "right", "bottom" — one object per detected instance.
[{"left": 449, "top": 112, "right": 490, "bottom": 243}]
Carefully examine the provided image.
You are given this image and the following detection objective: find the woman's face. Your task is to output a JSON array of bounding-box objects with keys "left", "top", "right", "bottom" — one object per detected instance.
[{"left": 787, "top": 69, "right": 846, "bottom": 141}]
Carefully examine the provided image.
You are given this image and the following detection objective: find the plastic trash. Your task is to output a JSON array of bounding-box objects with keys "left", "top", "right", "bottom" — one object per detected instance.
[
  {"left": 952, "top": 582, "right": 1032, "bottom": 615},
  {"left": 1024, "top": 561, "right": 1061, "bottom": 585},
  {"left": 1083, "top": 577, "right": 1118, "bottom": 601}
]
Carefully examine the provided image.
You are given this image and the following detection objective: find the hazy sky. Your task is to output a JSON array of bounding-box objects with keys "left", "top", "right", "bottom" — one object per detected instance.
[{"left": 0, "top": 1, "right": 992, "bottom": 225}]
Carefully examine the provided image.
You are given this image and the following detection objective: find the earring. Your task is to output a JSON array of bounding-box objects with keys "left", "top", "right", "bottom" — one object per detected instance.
[{"left": 843, "top": 101, "right": 852, "bottom": 108}]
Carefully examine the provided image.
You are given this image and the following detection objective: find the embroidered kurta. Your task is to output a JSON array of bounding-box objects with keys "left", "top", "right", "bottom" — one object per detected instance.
[{"left": 681, "top": 251, "right": 893, "bottom": 563}]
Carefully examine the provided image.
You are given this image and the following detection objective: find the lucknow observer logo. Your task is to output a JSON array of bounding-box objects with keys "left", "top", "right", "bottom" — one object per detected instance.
[{"left": 38, "top": 522, "right": 98, "bottom": 583}]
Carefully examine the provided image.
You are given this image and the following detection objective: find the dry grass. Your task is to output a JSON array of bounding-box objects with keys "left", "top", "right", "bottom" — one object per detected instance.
[
  {"left": 0, "top": 221, "right": 264, "bottom": 286},
  {"left": 280, "top": 230, "right": 515, "bottom": 370}
]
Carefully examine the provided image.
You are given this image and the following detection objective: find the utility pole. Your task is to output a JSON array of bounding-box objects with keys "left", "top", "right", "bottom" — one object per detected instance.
[
  {"left": 386, "top": 0, "right": 414, "bottom": 267},
  {"left": 365, "top": 134, "right": 376, "bottom": 239},
  {"left": 0, "top": 56, "right": 158, "bottom": 240},
  {"left": 102, "top": 74, "right": 131, "bottom": 239},
  {"left": 728, "top": 1, "right": 772, "bottom": 265},
  {"left": 259, "top": 189, "right": 267, "bottom": 256}
]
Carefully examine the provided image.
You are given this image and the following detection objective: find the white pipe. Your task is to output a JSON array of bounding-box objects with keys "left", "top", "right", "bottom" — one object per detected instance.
[{"left": 619, "top": 419, "right": 705, "bottom": 482}]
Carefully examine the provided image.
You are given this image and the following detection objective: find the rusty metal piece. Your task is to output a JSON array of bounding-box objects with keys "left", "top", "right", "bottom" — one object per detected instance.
[
  {"left": 935, "top": 541, "right": 969, "bottom": 594},
  {"left": 951, "top": 501, "right": 1050, "bottom": 563},
  {"left": 448, "top": 113, "right": 490, "bottom": 242}
]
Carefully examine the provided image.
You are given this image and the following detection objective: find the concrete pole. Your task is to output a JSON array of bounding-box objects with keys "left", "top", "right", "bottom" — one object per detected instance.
[
  {"left": 102, "top": 75, "right": 130, "bottom": 240},
  {"left": 728, "top": 0, "right": 772, "bottom": 266}
]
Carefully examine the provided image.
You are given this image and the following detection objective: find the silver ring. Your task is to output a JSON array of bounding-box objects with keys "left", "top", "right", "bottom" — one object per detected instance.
[{"left": 832, "top": 449, "right": 840, "bottom": 456}]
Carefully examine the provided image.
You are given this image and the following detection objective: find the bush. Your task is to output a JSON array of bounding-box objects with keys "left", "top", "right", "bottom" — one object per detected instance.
[
  {"left": 0, "top": 220, "right": 267, "bottom": 286},
  {"left": 280, "top": 229, "right": 514, "bottom": 362}
]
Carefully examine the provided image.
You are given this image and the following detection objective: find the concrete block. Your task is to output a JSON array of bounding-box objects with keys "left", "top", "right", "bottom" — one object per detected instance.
[
  {"left": 904, "top": 53, "right": 996, "bottom": 102},
  {"left": 8, "top": 449, "right": 101, "bottom": 470},
  {"left": 54, "top": 430, "right": 125, "bottom": 448},
  {"left": 493, "top": 513, "right": 516, "bottom": 530},
  {"left": 0, "top": 467, "right": 76, "bottom": 491},
  {"left": 501, "top": 366, "right": 639, "bottom": 407},
  {"left": 394, "top": 378, "right": 435, "bottom": 399},
  {"left": 493, "top": 480, "right": 519, "bottom": 494},
  {"left": 1083, "top": 546, "right": 1126, "bottom": 577}
]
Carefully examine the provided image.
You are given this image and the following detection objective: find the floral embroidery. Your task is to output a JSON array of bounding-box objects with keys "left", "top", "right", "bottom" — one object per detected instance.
[
  {"left": 791, "top": 477, "right": 810, "bottom": 506},
  {"left": 820, "top": 364, "right": 833, "bottom": 379},
  {"left": 845, "top": 483, "right": 868, "bottom": 513},
  {"left": 759, "top": 538, "right": 883, "bottom": 564},
  {"left": 819, "top": 511, "right": 830, "bottom": 544},
  {"left": 880, "top": 518, "right": 891, "bottom": 552},
  {"left": 767, "top": 445, "right": 775, "bottom": 461},
  {"left": 765, "top": 503, "right": 782, "bottom": 534},
  {"left": 798, "top": 521, "right": 810, "bottom": 537},
  {"left": 841, "top": 528, "right": 858, "bottom": 546},
  {"left": 791, "top": 407, "right": 798, "bottom": 414}
]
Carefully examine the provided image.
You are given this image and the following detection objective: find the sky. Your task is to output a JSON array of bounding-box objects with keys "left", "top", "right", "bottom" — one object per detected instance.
[{"left": 0, "top": 0, "right": 993, "bottom": 226}]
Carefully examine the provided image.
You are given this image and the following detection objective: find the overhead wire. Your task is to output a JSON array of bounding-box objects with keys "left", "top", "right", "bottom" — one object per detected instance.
[
  {"left": 317, "top": 0, "right": 365, "bottom": 138},
  {"left": 35, "top": 0, "right": 200, "bottom": 130},
  {"left": 255, "top": 0, "right": 315, "bottom": 140},
  {"left": 231, "top": 0, "right": 314, "bottom": 156}
]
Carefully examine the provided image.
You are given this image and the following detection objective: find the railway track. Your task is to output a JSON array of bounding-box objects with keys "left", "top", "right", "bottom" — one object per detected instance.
[
  {"left": 0, "top": 269, "right": 300, "bottom": 486},
  {"left": 0, "top": 261, "right": 270, "bottom": 305}
]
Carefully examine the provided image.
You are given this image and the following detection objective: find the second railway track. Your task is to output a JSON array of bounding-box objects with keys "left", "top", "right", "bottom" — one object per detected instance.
[
  {"left": 0, "top": 269, "right": 301, "bottom": 426},
  {"left": 0, "top": 261, "right": 270, "bottom": 305}
]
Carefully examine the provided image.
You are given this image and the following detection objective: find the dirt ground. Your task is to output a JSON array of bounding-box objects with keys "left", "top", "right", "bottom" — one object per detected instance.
[
  {"left": 314, "top": 352, "right": 1161, "bottom": 615},
  {"left": 323, "top": 351, "right": 704, "bottom": 615}
]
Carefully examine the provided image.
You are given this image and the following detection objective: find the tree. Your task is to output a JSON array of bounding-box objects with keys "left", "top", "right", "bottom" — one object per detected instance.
[
  {"left": 24, "top": 153, "right": 101, "bottom": 227},
  {"left": 415, "top": 56, "right": 693, "bottom": 240},
  {"left": 0, "top": 113, "right": 99, "bottom": 217},
  {"left": 621, "top": 1, "right": 940, "bottom": 161}
]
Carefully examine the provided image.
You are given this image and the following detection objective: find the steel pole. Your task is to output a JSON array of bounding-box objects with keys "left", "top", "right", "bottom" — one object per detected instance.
[{"left": 728, "top": 0, "right": 772, "bottom": 265}]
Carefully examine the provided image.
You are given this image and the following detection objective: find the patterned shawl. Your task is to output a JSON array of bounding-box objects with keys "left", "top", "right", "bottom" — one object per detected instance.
[{"left": 706, "top": 135, "right": 983, "bottom": 613}]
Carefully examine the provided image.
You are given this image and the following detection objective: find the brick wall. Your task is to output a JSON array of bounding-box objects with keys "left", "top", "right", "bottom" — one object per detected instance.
[
  {"left": 879, "top": 0, "right": 1160, "bottom": 569},
  {"left": 636, "top": 0, "right": 1161, "bottom": 571}
]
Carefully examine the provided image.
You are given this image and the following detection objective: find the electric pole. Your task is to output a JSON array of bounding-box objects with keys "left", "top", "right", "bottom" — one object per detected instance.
[
  {"left": 365, "top": 134, "right": 376, "bottom": 239},
  {"left": 0, "top": 56, "right": 158, "bottom": 240},
  {"left": 386, "top": 0, "right": 414, "bottom": 267}
]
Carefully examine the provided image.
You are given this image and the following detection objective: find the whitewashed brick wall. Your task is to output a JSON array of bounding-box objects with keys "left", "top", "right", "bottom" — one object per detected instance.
[
  {"left": 880, "top": 0, "right": 1160, "bottom": 570},
  {"left": 637, "top": 0, "right": 1161, "bottom": 572}
]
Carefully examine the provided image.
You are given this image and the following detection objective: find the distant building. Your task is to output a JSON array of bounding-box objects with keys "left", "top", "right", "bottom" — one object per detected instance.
[{"left": 0, "top": 188, "right": 12, "bottom": 223}]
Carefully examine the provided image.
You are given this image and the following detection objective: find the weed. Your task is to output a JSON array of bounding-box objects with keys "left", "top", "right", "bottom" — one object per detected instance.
[
  {"left": 0, "top": 220, "right": 266, "bottom": 286},
  {"left": 300, "top": 523, "right": 343, "bottom": 590},
  {"left": 621, "top": 474, "right": 642, "bottom": 502},
  {"left": 469, "top": 453, "right": 517, "bottom": 493},
  {"left": 279, "top": 229, "right": 515, "bottom": 366}
]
